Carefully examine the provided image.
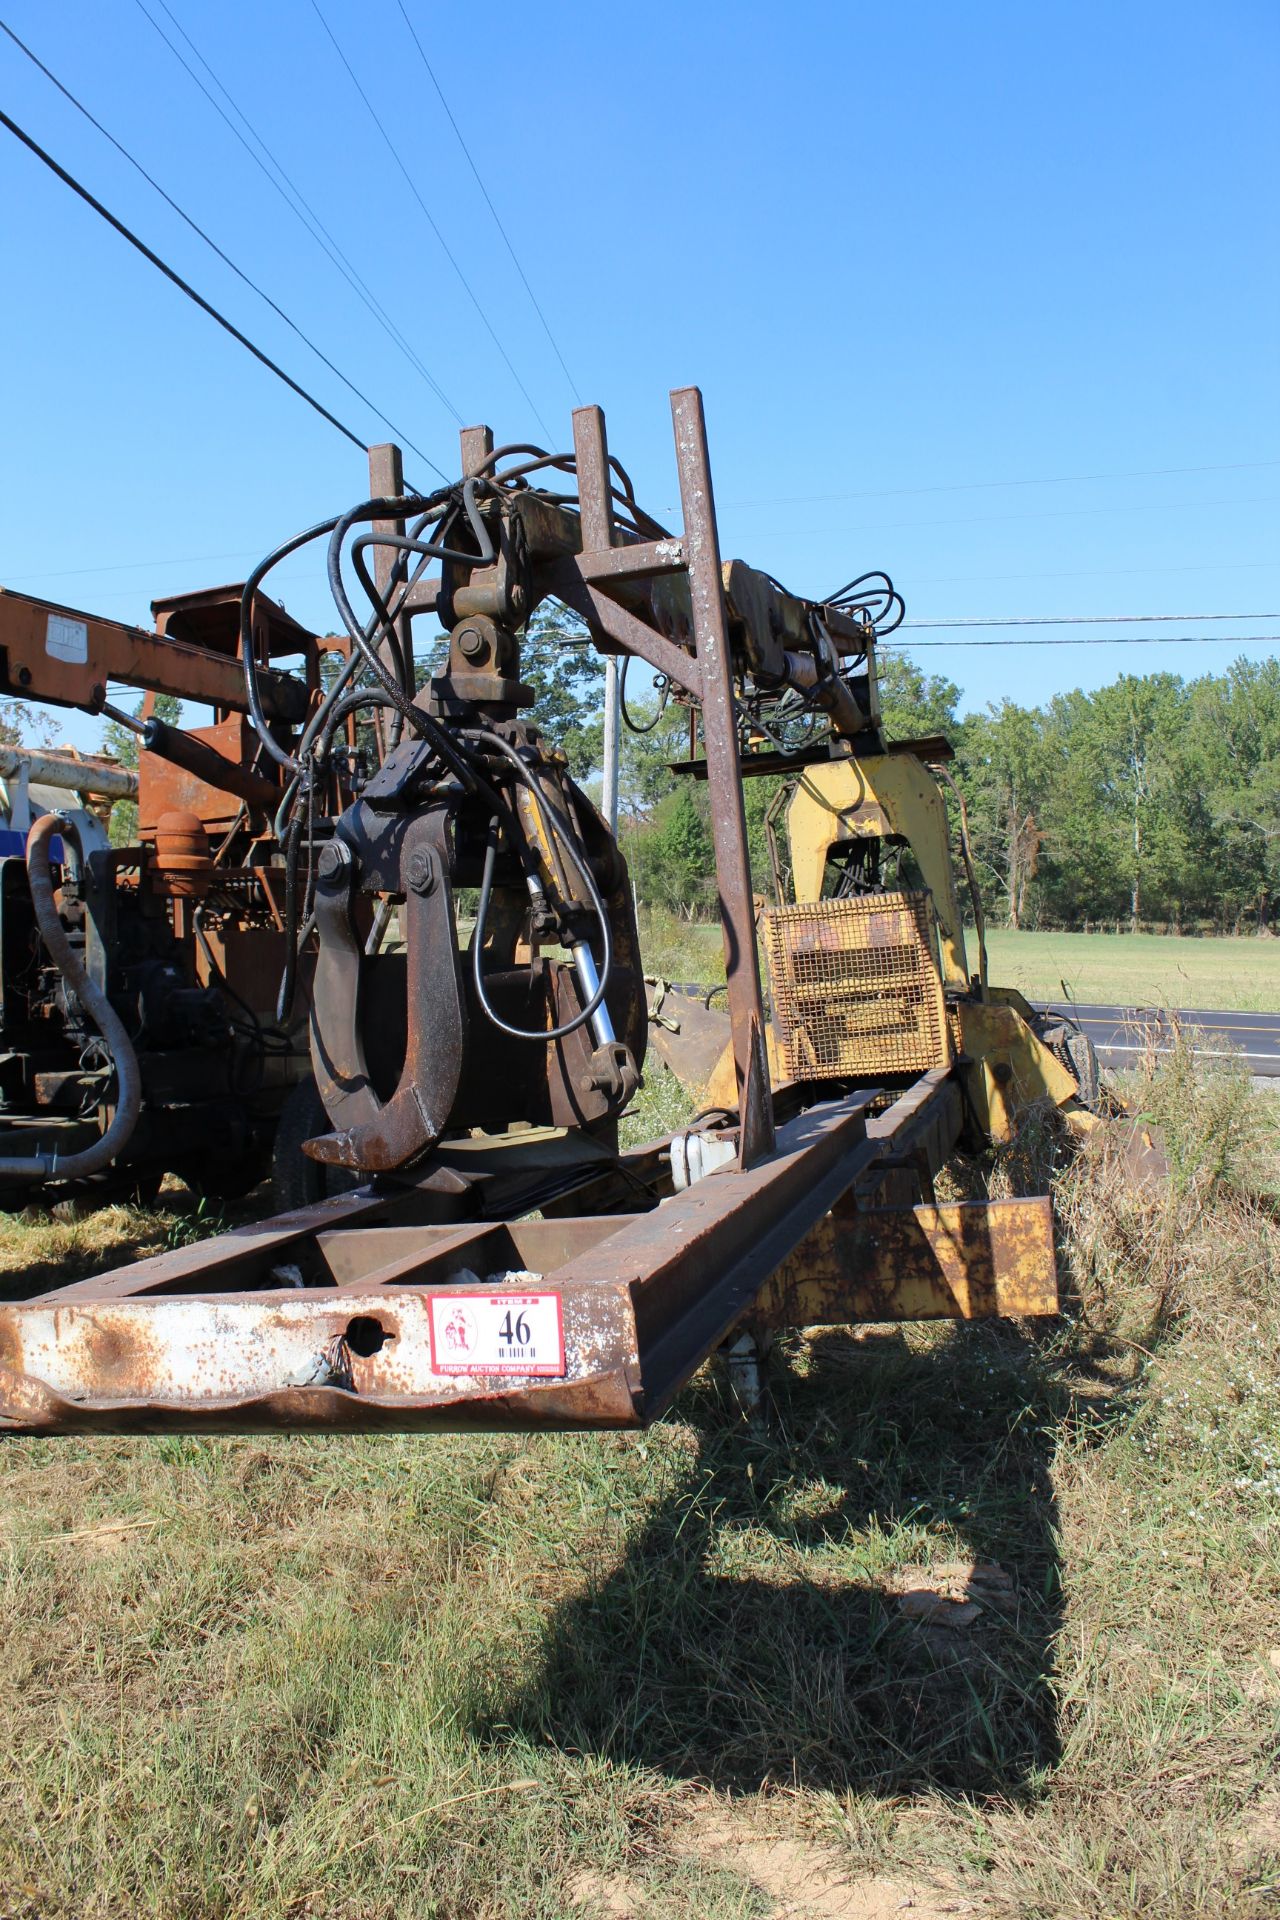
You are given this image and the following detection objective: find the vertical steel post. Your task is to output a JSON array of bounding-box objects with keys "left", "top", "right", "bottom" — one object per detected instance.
[
  {"left": 670, "top": 386, "right": 775, "bottom": 1164},
  {"left": 368, "top": 443, "right": 407, "bottom": 760},
  {"left": 573, "top": 407, "right": 621, "bottom": 835},
  {"left": 459, "top": 424, "right": 494, "bottom": 478},
  {"left": 571, "top": 405, "right": 614, "bottom": 553}
]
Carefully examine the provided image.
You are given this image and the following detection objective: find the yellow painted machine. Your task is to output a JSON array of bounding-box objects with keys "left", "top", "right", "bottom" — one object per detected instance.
[{"left": 705, "top": 741, "right": 1091, "bottom": 1148}]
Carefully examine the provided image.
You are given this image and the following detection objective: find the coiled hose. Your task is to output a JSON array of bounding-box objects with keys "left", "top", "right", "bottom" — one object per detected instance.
[{"left": 0, "top": 813, "right": 142, "bottom": 1183}]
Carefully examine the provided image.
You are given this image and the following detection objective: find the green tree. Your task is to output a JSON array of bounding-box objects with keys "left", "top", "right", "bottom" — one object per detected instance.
[
  {"left": 1039, "top": 675, "right": 1194, "bottom": 929},
  {"left": 629, "top": 783, "right": 716, "bottom": 918},
  {"left": 876, "top": 653, "right": 963, "bottom": 741},
  {"left": 617, "top": 687, "right": 686, "bottom": 823},
  {"left": 960, "top": 702, "right": 1050, "bottom": 926},
  {"left": 1185, "top": 657, "right": 1280, "bottom": 929},
  {"left": 0, "top": 701, "right": 59, "bottom": 750},
  {"left": 520, "top": 601, "right": 604, "bottom": 779}
]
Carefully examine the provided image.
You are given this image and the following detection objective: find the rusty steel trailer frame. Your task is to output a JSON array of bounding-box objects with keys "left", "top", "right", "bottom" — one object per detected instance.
[{"left": 0, "top": 1071, "right": 1054, "bottom": 1434}]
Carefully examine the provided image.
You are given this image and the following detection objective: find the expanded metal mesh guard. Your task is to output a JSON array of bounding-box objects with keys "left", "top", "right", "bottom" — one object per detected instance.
[{"left": 763, "top": 891, "right": 950, "bottom": 1081}]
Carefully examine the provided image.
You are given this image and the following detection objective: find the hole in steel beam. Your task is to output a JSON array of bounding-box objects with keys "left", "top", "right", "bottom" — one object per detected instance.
[{"left": 344, "top": 1315, "right": 394, "bottom": 1357}]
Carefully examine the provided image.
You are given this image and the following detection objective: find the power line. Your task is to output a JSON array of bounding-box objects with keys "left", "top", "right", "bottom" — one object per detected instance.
[
  {"left": 392, "top": 0, "right": 578, "bottom": 404},
  {"left": 0, "top": 104, "right": 369, "bottom": 454},
  {"left": 308, "top": 0, "right": 556, "bottom": 443},
  {"left": 885, "top": 633, "right": 1280, "bottom": 649},
  {"left": 132, "top": 0, "right": 463, "bottom": 426},
  {"left": 903, "top": 611, "right": 1279, "bottom": 630},
  {"left": 0, "top": 17, "right": 448, "bottom": 480}
]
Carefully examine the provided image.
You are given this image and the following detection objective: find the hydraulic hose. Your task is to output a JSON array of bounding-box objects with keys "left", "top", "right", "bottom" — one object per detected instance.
[
  {"left": 465, "top": 730, "right": 613, "bottom": 1042},
  {"left": 0, "top": 814, "right": 142, "bottom": 1183}
]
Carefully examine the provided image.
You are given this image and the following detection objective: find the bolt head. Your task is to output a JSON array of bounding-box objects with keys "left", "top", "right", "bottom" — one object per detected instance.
[
  {"left": 317, "top": 841, "right": 350, "bottom": 885},
  {"left": 407, "top": 847, "right": 438, "bottom": 895}
]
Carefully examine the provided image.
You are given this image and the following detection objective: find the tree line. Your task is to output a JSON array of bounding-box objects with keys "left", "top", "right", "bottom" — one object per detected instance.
[
  {"left": 5, "top": 610, "right": 1276, "bottom": 934},
  {"left": 525, "top": 610, "right": 1280, "bottom": 935}
]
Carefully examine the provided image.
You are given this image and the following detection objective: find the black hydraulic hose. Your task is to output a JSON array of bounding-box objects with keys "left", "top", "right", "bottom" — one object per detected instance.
[
  {"left": 472, "top": 816, "right": 608, "bottom": 1042},
  {"left": 313, "top": 685, "right": 405, "bottom": 764},
  {"left": 0, "top": 815, "right": 143, "bottom": 1183},
  {"left": 276, "top": 788, "right": 309, "bottom": 1025},
  {"left": 290, "top": 501, "right": 445, "bottom": 783},
  {"left": 240, "top": 515, "right": 342, "bottom": 771},
  {"left": 465, "top": 445, "right": 672, "bottom": 538},
  {"left": 825, "top": 571, "right": 905, "bottom": 636},
  {"left": 347, "top": 515, "right": 488, "bottom": 686},
  {"left": 465, "top": 728, "right": 611, "bottom": 1041},
  {"left": 326, "top": 498, "right": 489, "bottom": 792},
  {"left": 243, "top": 492, "right": 453, "bottom": 777},
  {"left": 344, "top": 494, "right": 474, "bottom": 687}
]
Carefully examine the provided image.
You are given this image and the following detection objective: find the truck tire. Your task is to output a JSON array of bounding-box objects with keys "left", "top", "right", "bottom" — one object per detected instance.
[{"left": 1062, "top": 1027, "right": 1101, "bottom": 1110}]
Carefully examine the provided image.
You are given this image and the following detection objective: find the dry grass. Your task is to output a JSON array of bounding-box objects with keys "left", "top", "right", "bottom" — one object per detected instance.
[{"left": 0, "top": 1047, "right": 1278, "bottom": 1917}]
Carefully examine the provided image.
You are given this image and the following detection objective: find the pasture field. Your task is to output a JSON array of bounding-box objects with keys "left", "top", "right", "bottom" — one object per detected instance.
[
  {"left": 982, "top": 928, "right": 1280, "bottom": 1013},
  {"left": 0, "top": 1046, "right": 1278, "bottom": 1917},
  {"left": 637, "top": 911, "right": 1280, "bottom": 1013}
]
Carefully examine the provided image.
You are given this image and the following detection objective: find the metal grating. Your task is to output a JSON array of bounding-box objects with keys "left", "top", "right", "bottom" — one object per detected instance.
[{"left": 763, "top": 891, "right": 950, "bottom": 1081}]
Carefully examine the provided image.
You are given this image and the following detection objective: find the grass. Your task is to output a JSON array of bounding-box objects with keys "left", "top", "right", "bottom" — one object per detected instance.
[
  {"left": 637, "top": 907, "right": 1280, "bottom": 1012},
  {"left": 1, "top": 1049, "right": 1279, "bottom": 1916},
  {"left": 982, "top": 927, "right": 1280, "bottom": 1013}
]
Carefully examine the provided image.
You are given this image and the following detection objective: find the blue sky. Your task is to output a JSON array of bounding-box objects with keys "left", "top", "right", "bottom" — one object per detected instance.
[{"left": 0, "top": 0, "right": 1276, "bottom": 750}]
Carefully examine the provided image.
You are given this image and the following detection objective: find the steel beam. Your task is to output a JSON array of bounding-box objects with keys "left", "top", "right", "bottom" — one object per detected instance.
[{"left": 670, "top": 386, "right": 773, "bottom": 1165}]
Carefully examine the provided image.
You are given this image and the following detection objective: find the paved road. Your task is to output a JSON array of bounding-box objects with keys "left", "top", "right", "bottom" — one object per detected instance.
[{"left": 1040, "top": 1003, "right": 1280, "bottom": 1077}]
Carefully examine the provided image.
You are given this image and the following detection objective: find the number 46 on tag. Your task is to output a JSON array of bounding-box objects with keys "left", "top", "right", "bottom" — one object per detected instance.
[{"left": 428, "top": 1292, "right": 566, "bottom": 1377}]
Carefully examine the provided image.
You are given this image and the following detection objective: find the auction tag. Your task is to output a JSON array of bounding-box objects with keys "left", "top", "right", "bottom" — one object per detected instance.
[
  {"left": 428, "top": 1292, "right": 566, "bottom": 1377},
  {"left": 45, "top": 613, "right": 88, "bottom": 664}
]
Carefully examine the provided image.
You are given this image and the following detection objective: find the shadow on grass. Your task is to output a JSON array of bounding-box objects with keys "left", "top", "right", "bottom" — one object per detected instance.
[{"left": 492, "top": 1325, "right": 1101, "bottom": 1798}]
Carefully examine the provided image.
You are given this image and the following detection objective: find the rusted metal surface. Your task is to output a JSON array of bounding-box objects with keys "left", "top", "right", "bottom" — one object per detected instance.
[
  {"left": 0, "top": 1024, "right": 1052, "bottom": 1436},
  {"left": 762, "top": 892, "right": 951, "bottom": 1081},
  {"left": 368, "top": 442, "right": 411, "bottom": 758},
  {"left": 0, "top": 565, "right": 347, "bottom": 1204},
  {"left": 139, "top": 716, "right": 279, "bottom": 813},
  {"left": 571, "top": 405, "right": 615, "bottom": 555},
  {"left": 670, "top": 386, "right": 774, "bottom": 1167},
  {"left": 0, "top": 1280, "right": 643, "bottom": 1434},
  {"left": 645, "top": 985, "right": 733, "bottom": 1095},
  {"left": 0, "top": 745, "right": 136, "bottom": 801},
  {"left": 752, "top": 1196, "right": 1058, "bottom": 1328},
  {"left": 0, "top": 587, "right": 308, "bottom": 722},
  {"left": 308, "top": 809, "right": 467, "bottom": 1172}
]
